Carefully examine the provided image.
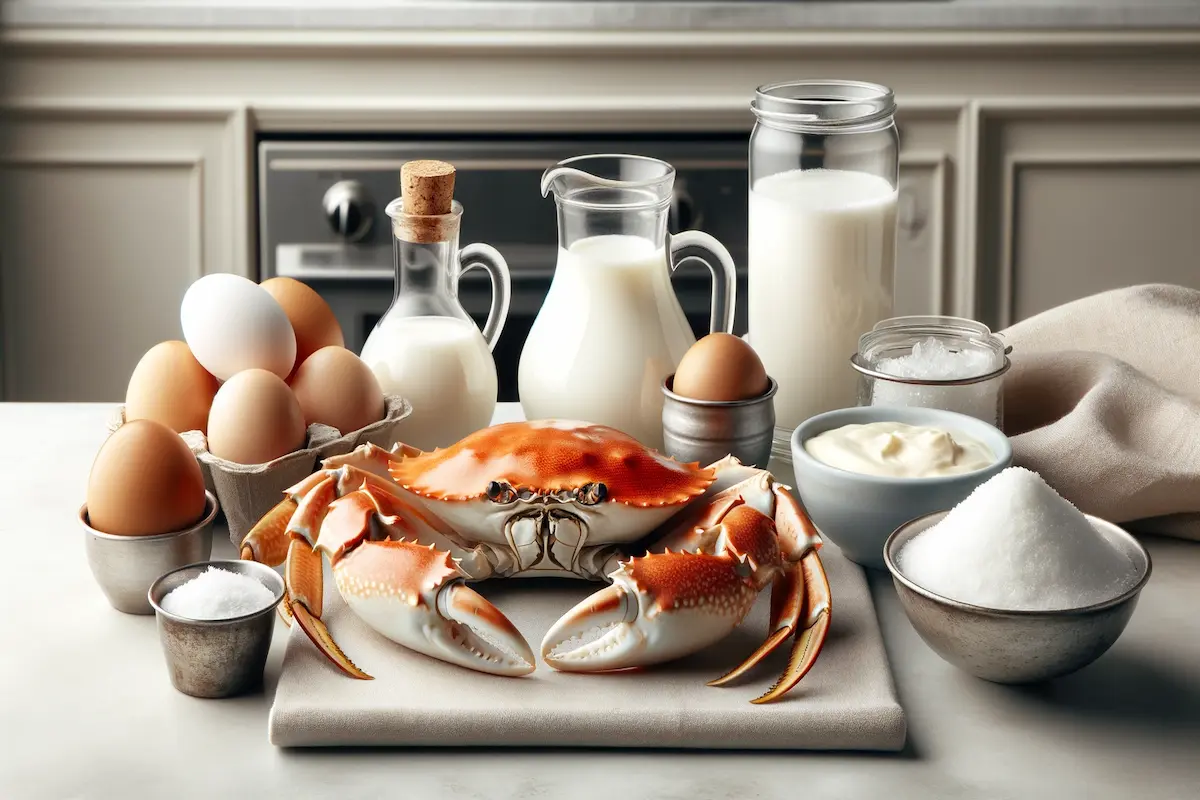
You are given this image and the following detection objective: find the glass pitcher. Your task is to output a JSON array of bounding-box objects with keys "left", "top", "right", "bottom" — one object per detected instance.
[
  {"left": 360, "top": 197, "right": 511, "bottom": 451},
  {"left": 518, "top": 154, "right": 736, "bottom": 449}
]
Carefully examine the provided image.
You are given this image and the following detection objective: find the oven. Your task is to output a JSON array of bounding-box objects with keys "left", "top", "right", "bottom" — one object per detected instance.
[{"left": 257, "top": 137, "right": 750, "bottom": 401}]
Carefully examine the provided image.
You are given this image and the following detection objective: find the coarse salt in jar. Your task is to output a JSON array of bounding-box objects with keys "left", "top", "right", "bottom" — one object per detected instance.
[{"left": 851, "top": 316, "right": 1011, "bottom": 427}]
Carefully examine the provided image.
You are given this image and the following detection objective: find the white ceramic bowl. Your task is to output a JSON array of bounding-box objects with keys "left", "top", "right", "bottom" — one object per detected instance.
[{"left": 790, "top": 406, "right": 1012, "bottom": 569}]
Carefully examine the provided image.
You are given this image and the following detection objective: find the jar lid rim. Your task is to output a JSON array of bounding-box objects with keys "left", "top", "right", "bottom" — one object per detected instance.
[{"left": 752, "top": 80, "right": 896, "bottom": 129}]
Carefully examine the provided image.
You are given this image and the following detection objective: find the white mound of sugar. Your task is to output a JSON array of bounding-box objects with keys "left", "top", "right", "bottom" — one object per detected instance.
[
  {"left": 162, "top": 566, "right": 275, "bottom": 620},
  {"left": 898, "top": 467, "right": 1137, "bottom": 611}
]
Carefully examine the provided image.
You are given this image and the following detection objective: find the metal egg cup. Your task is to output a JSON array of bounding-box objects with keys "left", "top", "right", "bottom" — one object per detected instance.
[
  {"left": 661, "top": 374, "right": 777, "bottom": 468},
  {"left": 148, "top": 559, "right": 285, "bottom": 699},
  {"left": 81, "top": 491, "right": 219, "bottom": 615}
]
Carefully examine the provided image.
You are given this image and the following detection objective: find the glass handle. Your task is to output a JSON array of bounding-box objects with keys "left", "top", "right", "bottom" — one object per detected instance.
[
  {"left": 458, "top": 243, "right": 511, "bottom": 352},
  {"left": 668, "top": 230, "right": 736, "bottom": 334}
]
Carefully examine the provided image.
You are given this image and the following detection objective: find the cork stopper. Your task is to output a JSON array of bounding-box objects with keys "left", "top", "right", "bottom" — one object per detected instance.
[{"left": 396, "top": 160, "right": 456, "bottom": 243}]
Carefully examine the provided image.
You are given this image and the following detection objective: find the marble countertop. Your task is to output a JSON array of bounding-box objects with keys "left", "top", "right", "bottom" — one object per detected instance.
[
  {"left": 3, "top": 0, "right": 1200, "bottom": 31},
  {"left": 3, "top": 402, "right": 1200, "bottom": 799}
]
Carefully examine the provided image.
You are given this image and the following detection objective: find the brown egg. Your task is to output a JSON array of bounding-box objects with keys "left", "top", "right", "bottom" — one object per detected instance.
[
  {"left": 290, "top": 346, "right": 386, "bottom": 434},
  {"left": 672, "top": 333, "right": 770, "bottom": 401},
  {"left": 125, "top": 340, "right": 220, "bottom": 434},
  {"left": 207, "top": 368, "right": 307, "bottom": 465},
  {"left": 87, "top": 419, "right": 207, "bottom": 536},
  {"left": 260, "top": 277, "right": 344, "bottom": 377}
]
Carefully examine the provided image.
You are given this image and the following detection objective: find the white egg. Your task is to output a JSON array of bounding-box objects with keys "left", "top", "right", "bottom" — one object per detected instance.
[{"left": 180, "top": 274, "right": 297, "bottom": 381}]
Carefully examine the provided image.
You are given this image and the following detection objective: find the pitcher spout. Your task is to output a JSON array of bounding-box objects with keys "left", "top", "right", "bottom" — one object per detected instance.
[{"left": 540, "top": 154, "right": 675, "bottom": 208}]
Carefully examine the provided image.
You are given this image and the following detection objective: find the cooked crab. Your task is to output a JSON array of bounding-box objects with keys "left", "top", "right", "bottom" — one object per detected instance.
[{"left": 241, "top": 420, "right": 830, "bottom": 703}]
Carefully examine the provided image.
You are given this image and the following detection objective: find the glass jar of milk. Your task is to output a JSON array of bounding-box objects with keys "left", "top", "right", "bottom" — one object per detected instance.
[
  {"left": 749, "top": 80, "right": 900, "bottom": 460},
  {"left": 359, "top": 198, "right": 511, "bottom": 450}
]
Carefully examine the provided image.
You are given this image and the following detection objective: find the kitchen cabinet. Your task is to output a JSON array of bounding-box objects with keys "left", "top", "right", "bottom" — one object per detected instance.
[
  {"left": 976, "top": 104, "right": 1200, "bottom": 326},
  {"left": 0, "top": 109, "right": 251, "bottom": 401},
  {"left": 0, "top": 25, "right": 1197, "bottom": 400}
]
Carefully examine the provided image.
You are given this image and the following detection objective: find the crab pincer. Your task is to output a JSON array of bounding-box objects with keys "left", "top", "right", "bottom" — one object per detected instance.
[{"left": 540, "top": 471, "right": 831, "bottom": 704}]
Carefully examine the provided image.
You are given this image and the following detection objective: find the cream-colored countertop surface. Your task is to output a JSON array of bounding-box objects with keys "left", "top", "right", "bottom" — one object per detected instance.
[{"left": 4, "top": 402, "right": 1200, "bottom": 799}]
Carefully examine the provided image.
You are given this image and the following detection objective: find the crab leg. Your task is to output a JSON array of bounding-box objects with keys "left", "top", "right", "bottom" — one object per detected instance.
[
  {"left": 301, "top": 487, "right": 534, "bottom": 678},
  {"left": 752, "top": 550, "right": 831, "bottom": 704},
  {"left": 706, "top": 558, "right": 805, "bottom": 687},
  {"left": 287, "top": 536, "right": 372, "bottom": 680},
  {"left": 541, "top": 503, "right": 778, "bottom": 672},
  {"left": 543, "top": 460, "right": 831, "bottom": 703},
  {"left": 707, "top": 484, "right": 829, "bottom": 697},
  {"left": 329, "top": 539, "right": 534, "bottom": 677}
]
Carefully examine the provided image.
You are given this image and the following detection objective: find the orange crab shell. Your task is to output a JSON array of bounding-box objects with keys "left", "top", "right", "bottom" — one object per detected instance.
[{"left": 388, "top": 420, "right": 715, "bottom": 508}]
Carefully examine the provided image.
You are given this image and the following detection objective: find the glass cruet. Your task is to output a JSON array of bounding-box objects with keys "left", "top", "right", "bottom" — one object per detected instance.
[{"left": 360, "top": 197, "right": 511, "bottom": 450}]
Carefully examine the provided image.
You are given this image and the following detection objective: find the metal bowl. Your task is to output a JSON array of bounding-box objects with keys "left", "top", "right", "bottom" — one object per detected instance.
[
  {"left": 884, "top": 510, "right": 1153, "bottom": 684},
  {"left": 81, "top": 491, "right": 218, "bottom": 615},
  {"left": 148, "top": 559, "right": 285, "bottom": 698},
  {"left": 661, "top": 374, "right": 777, "bottom": 468}
]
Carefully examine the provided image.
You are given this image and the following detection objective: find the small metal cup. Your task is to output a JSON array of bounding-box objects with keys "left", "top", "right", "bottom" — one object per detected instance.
[
  {"left": 81, "top": 492, "right": 218, "bottom": 615},
  {"left": 148, "top": 560, "right": 285, "bottom": 699},
  {"left": 661, "top": 375, "right": 777, "bottom": 467}
]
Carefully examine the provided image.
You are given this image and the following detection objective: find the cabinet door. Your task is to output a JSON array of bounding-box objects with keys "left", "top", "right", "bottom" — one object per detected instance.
[
  {"left": 0, "top": 109, "right": 249, "bottom": 401},
  {"left": 977, "top": 107, "right": 1200, "bottom": 327},
  {"left": 893, "top": 106, "right": 961, "bottom": 318}
]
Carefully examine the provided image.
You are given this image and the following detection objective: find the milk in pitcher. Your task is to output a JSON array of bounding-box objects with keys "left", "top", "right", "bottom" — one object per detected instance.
[
  {"left": 519, "top": 234, "right": 694, "bottom": 447},
  {"left": 748, "top": 168, "right": 898, "bottom": 428}
]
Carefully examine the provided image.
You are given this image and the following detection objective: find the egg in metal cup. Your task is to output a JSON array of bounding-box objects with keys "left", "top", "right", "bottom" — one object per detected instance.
[
  {"left": 661, "top": 376, "right": 778, "bottom": 468},
  {"left": 661, "top": 332, "right": 777, "bottom": 467},
  {"left": 81, "top": 492, "right": 219, "bottom": 615}
]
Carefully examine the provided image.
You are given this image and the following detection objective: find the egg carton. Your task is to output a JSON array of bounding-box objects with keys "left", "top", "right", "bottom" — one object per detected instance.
[{"left": 107, "top": 394, "right": 412, "bottom": 548}]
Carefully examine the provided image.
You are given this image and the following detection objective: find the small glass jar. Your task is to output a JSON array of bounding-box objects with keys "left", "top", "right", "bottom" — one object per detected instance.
[{"left": 850, "top": 316, "right": 1011, "bottom": 427}]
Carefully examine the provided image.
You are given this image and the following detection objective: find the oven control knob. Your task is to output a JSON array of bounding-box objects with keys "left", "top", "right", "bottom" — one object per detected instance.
[{"left": 323, "top": 180, "right": 373, "bottom": 242}]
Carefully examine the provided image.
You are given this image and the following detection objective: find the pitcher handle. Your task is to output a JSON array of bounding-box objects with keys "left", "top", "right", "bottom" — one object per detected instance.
[
  {"left": 668, "top": 230, "right": 736, "bottom": 334},
  {"left": 459, "top": 243, "right": 511, "bottom": 351}
]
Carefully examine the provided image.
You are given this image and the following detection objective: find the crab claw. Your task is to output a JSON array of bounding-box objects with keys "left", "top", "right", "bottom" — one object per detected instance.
[
  {"left": 541, "top": 551, "right": 758, "bottom": 672},
  {"left": 333, "top": 539, "right": 534, "bottom": 677}
]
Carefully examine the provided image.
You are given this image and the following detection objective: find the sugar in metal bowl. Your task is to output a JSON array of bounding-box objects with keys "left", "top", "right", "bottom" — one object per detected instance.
[
  {"left": 148, "top": 560, "right": 285, "bottom": 698},
  {"left": 884, "top": 511, "right": 1152, "bottom": 684},
  {"left": 81, "top": 491, "right": 218, "bottom": 615}
]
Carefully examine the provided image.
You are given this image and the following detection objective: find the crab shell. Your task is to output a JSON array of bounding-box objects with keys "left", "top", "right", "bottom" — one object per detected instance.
[{"left": 385, "top": 420, "right": 717, "bottom": 547}]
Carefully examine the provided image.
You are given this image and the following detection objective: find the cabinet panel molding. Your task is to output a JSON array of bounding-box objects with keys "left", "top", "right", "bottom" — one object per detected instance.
[
  {"left": 0, "top": 104, "right": 250, "bottom": 400},
  {"left": 1, "top": 161, "right": 203, "bottom": 400},
  {"left": 896, "top": 152, "right": 953, "bottom": 317},
  {"left": 999, "top": 154, "right": 1200, "bottom": 326},
  {"left": 976, "top": 102, "right": 1200, "bottom": 328}
]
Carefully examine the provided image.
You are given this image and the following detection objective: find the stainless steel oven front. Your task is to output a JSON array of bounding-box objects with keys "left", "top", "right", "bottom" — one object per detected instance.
[{"left": 257, "top": 138, "right": 749, "bottom": 401}]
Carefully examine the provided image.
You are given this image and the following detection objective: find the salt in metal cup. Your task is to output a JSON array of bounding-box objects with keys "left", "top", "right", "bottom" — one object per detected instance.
[
  {"left": 661, "top": 375, "right": 777, "bottom": 468},
  {"left": 81, "top": 492, "right": 218, "bottom": 615},
  {"left": 148, "top": 559, "right": 285, "bottom": 699}
]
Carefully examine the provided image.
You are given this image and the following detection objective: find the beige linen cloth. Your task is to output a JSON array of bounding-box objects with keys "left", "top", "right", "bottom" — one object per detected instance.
[{"left": 1001, "top": 283, "right": 1200, "bottom": 540}]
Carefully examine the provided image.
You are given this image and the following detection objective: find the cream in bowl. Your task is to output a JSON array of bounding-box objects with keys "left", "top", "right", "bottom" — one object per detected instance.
[
  {"left": 804, "top": 421, "right": 995, "bottom": 479},
  {"left": 790, "top": 405, "right": 1012, "bottom": 569},
  {"left": 885, "top": 467, "right": 1151, "bottom": 683}
]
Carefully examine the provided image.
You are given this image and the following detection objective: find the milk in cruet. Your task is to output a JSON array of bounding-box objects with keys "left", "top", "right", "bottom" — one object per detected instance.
[{"left": 359, "top": 160, "right": 511, "bottom": 451}]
